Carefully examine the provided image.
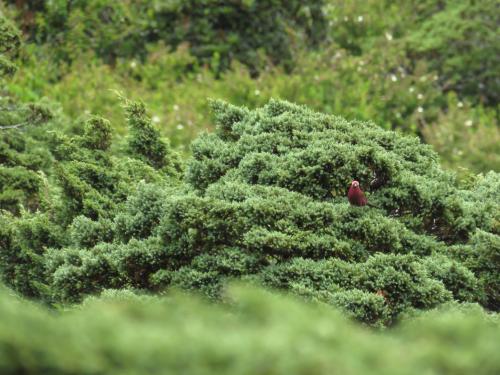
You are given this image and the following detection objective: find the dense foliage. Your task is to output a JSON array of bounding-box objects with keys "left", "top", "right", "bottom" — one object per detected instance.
[
  {"left": 1, "top": 285, "right": 499, "bottom": 375},
  {"left": 0, "top": 14, "right": 54, "bottom": 214},
  {"left": 1, "top": 97, "right": 498, "bottom": 326},
  {"left": 7, "top": 0, "right": 326, "bottom": 75},
  {"left": 0, "top": 1, "right": 499, "bottom": 370},
  {"left": 0, "top": 14, "right": 19, "bottom": 76},
  {"left": 406, "top": 0, "right": 500, "bottom": 106}
]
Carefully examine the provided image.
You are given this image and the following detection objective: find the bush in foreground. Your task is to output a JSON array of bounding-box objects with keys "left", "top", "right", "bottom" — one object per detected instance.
[{"left": 0, "top": 284, "right": 498, "bottom": 375}]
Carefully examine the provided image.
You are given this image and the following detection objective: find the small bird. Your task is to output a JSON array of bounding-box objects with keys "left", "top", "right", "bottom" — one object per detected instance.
[{"left": 347, "top": 180, "right": 368, "bottom": 206}]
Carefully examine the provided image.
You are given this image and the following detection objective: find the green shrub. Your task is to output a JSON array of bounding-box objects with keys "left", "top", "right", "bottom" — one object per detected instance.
[
  {"left": 50, "top": 108, "right": 173, "bottom": 223},
  {"left": 47, "top": 245, "right": 122, "bottom": 303},
  {"left": 174, "top": 100, "right": 496, "bottom": 319},
  {"left": 1, "top": 98, "right": 498, "bottom": 325},
  {"left": 188, "top": 100, "right": 467, "bottom": 239},
  {"left": 421, "top": 254, "right": 482, "bottom": 303},
  {"left": 260, "top": 254, "right": 454, "bottom": 325},
  {"left": 2, "top": 99, "right": 493, "bottom": 324},
  {"left": 69, "top": 215, "right": 114, "bottom": 249},
  {"left": 114, "top": 181, "right": 170, "bottom": 242},
  {"left": 457, "top": 231, "right": 500, "bottom": 310},
  {"left": 0, "top": 213, "right": 63, "bottom": 298},
  {"left": 2, "top": 0, "right": 499, "bottom": 333},
  {"left": 125, "top": 99, "right": 182, "bottom": 173},
  {"left": 0, "top": 284, "right": 499, "bottom": 375},
  {"left": 457, "top": 171, "right": 500, "bottom": 234},
  {"left": 1, "top": 15, "right": 54, "bottom": 214},
  {"left": 0, "top": 100, "right": 177, "bottom": 299},
  {"left": 329, "top": 289, "right": 391, "bottom": 327}
]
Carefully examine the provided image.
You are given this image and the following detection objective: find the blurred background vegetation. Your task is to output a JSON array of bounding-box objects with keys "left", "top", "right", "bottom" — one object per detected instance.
[{"left": 2, "top": 0, "right": 498, "bottom": 173}]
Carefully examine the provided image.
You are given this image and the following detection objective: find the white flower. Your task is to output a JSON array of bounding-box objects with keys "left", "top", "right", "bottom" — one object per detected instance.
[
  {"left": 465, "top": 120, "right": 473, "bottom": 127},
  {"left": 173, "top": 104, "right": 179, "bottom": 111},
  {"left": 457, "top": 102, "right": 464, "bottom": 108},
  {"left": 254, "top": 89, "right": 261, "bottom": 96},
  {"left": 419, "top": 76, "right": 427, "bottom": 82},
  {"left": 417, "top": 94, "right": 424, "bottom": 100},
  {"left": 385, "top": 32, "right": 393, "bottom": 41},
  {"left": 176, "top": 124, "right": 184, "bottom": 130},
  {"left": 152, "top": 115, "right": 160, "bottom": 124},
  {"left": 130, "top": 61, "right": 137, "bottom": 69},
  {"left": 357, "top": 15, "right": 364, "bottom": 22},
  {"left": 390, "top": 74, "right": 398, "bottom": 82},
  {"left": 344, "top": 16, "right": 349, "bottom": 22},
  {"left": 409, "top": 87, "right": 415, "bottom": 93},
  {"left": 417, "top": 107, "right": 424, "bottom": 113}
]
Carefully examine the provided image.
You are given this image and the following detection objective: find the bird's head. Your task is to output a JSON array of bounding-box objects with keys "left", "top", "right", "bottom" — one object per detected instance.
[{"left": 351, "top": 180, "right": 360, "bottom": 188}]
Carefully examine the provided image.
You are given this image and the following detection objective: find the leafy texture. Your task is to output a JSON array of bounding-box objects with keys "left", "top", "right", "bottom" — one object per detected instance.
[
  {"left": 406, "top": 0, "right": 500, "bottom": 105},
  {"left": 0, "top": 14, "right": 53, "bottom": 214},
  {"left": 7, "top": 0, "right": 327, "bottom": 75},
  {"left": 2, "top": 99, "right": 497, "bottom": 326},
  {"left": 0, "top": 285, "right": 499, "bottom": 375}
]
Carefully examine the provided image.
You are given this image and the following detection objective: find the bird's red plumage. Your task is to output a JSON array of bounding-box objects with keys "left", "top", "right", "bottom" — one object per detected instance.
[{"left": 348, "top": 181, "right": 367, "bottom": 206}]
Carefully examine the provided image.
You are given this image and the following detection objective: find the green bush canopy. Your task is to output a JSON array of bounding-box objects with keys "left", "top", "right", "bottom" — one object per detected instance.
[{"left": 1, "top": 99, "right": 499, "bottom": 326}]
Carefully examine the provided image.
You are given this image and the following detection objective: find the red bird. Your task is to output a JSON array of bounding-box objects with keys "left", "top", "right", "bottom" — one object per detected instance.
[{"left": 347, "top": 180, "right": 368, "bottom": 206}]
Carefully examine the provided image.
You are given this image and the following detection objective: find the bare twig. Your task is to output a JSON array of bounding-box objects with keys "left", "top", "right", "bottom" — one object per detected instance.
[{"left": 0, "top": 121, "right": 28, "bottom": 130}]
